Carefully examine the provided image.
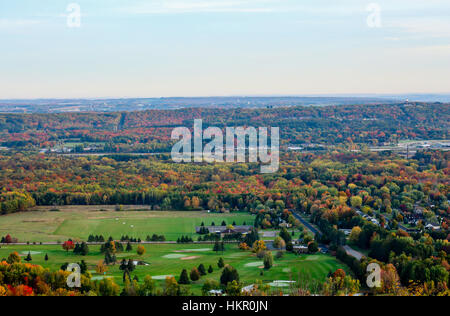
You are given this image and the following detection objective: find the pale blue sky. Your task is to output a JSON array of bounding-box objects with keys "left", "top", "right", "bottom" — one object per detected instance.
[{"left": 1, "top": 0, "right": 450, "bottom": 98}]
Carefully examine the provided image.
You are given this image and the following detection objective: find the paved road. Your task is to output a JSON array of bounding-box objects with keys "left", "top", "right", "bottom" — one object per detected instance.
[
  {"left": 343, "top": 245, "right": 365, "bottom": 260},
  {"left": 292, "top": 212, "right": 320, "bottom": 236},
  {"left": 293, "top": 211, "right": 366, "bottom": 260}
]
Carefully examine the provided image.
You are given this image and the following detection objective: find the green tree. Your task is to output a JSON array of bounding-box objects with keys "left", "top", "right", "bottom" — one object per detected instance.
[
  {"left": 202, "top": 279, "right": 220, "bottom": 296},
  {"left": 179, "top": 269, "right": 190, "bottom": 285},
  {"left": 308, "top": 242, "right": 319, "bottom": 254},
  {"left": 126, "top": 242, "right": 133, "bottom": 252},
  {"left": 226, "top": 280, "right": 243, "bottom": 296},
  {"left": 220, "top": 265, "right": 239, "bottom": 285},
  {"left": 198, "top": 264, "right": 207, "bottom": 276},
  {"left": 263, "top": 252, "right": 273, "bottom": 270},
  {"left": 279, "top": 228, "right": 292, "bottom": 244},
  {"left": 24, "top": 252, "right": 32, "bottom": 262}
]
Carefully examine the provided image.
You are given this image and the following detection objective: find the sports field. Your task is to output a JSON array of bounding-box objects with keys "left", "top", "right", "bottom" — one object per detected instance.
[
  {"left": 0, "top": 243, "right": 349, "bottom": 295},
  {"left": 0, "top": 208, "right": 254, "bottom": 242}
]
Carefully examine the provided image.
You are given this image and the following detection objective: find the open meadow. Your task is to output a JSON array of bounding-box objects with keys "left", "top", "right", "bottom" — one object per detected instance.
[{"left": 0, "top": 208, "right": 254, "bottom": 243}]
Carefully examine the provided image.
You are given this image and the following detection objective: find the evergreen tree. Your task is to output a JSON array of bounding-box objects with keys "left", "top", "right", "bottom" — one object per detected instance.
[
  {"left": 213, "top": 241, "right": 220, "bottom": 253},
  {"left": 244, "top": 228, "right": 260, "bottom": 246},
  {"left": 198, "top": 264, "right": 207, "bottom": 276},
  {"left": 126, "top": 242, "right": 133, "bottom": 252},
  {"left": 80, "top": 242, "right": 89, "bottom": 256},
  {"left": 44, "top": 253, "right": 49, "bottom": 261},
  {"left": 218, "top": 257, "right": 225, "bottom": 269},
  {"left": 220, "top": 265, "right": 239, "bottom": 285},
  {"left": 179, "top": 269, "right": 190, "bottom": 284},
  {"left": 104, "top": 250, "right": 113, "bottom": 265},
  {"left": 24, "top": 252, "right": 32, "bottom": 262},
  {"left": 280, "top": 228, "right": 292, "bottom": 244},
  {"left": 79, "top": 260, "right": 88, "bottom": 274},
  {"left": 208, "top": 265, "right": 214, "bottom": 273}
]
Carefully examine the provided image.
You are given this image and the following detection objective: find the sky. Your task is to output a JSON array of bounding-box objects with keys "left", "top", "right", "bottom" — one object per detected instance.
[{"left": 0, "top": 0, "right": 450, "bottom": 99}]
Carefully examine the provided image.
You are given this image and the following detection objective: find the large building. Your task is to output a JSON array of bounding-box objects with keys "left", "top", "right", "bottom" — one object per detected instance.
[{"left": 195, "top": 225, "right": 253, "bottom": 237}]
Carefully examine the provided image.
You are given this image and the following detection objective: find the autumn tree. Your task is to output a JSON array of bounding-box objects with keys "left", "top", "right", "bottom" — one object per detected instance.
[
  {"left": 62, "top": 240, "right": 75, "bottom": 252},
  {"left": 273, "top": 236, "right": 286, "bottom": 250},
  {"left": 96, "top": 261, "right": 108, "bottom": 274},
  {"left": 190, "top": 267, "right": 201, "bottom": 282},
  {"left": 7, "top": 252, "right": 21, "bottom": 264},
  {"left": 137, "top": 245, "right": 146, "bottom": 256},
  {"left": 349, "top": 226, "right": 362, "bottom": 244}
]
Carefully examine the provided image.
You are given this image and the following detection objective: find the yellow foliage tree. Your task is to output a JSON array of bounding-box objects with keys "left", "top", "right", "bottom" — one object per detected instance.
[
  {"left": 96, "top": 261, "right": 108, "bottom": 274},
  {"left": 137, "top": 245, "right": 146, "bottom": 256},
  {"left": 349, "top": 226, "right": 362, "bottom": 244},
  {"left": 252, "top": 240, "right": 267, "bottom": 253}
]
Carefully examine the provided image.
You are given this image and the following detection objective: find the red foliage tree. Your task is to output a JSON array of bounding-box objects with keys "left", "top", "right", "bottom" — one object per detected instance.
[{"left": 62, "top": 240, "right": 75, "bottom": 252}]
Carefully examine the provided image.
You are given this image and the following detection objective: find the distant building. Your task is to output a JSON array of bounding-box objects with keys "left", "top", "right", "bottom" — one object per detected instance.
[
  {"left": 293, "top": 245, "right": 309, "bottom": 254},
  {"left": 208, "top": 290, "right": 223, "bottom": 296},
  {"left": 242, "top": 285, "right": 255, "bottom": 293},
  {"left": 279, "top": 221, "right": 292, "bottom": 228},
  {"left": 339, "top": 229, "right": 352, "bottom": 236},
  {"left": 195, "top": 225, "right": 253, "bottom": 237},
  {"left": 425, "top": 224, "right": 441, "bottom": 231}
]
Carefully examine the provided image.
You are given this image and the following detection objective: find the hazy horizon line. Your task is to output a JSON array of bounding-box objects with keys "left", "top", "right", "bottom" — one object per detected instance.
[{"left": 2, "top": 93, "right": 450, "bottom": 102}]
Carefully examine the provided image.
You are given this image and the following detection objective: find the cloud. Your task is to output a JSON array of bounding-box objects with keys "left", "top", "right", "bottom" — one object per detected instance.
[
  {"left": 117, "top": 0, "right": 301, "bottom": 15},
  {"left": 387, "top": 18, "right": 450, "bottom": 38},
  {"left": 0, "top": 19, "right": 41, "bottom": 29}
]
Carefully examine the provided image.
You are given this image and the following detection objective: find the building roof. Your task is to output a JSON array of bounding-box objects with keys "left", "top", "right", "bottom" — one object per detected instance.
[{"left": 195, "top": 225, "right": 253, "bottom": 234}]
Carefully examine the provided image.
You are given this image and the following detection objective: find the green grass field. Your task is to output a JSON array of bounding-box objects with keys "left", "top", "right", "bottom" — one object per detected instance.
[
  {"left": 0, "top": 243, "right": 349, "bottom": 295},
  {"left": 0, "top": 208, "right": 254, "bottom": 242}
]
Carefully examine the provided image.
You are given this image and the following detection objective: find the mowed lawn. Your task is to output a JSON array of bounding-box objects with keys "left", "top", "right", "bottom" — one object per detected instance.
[
  {"left": 0, "top": 209, "right": 254, "bottom": 242},
  {"left": 0, "top": 243, "right": 349, "bottom": 295}
]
